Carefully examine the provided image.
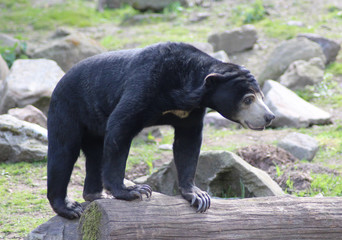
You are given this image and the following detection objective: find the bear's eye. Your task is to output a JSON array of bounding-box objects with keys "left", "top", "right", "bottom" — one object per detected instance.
[{"left": 243, "top": 96, "right": 254, "bottom": 105}]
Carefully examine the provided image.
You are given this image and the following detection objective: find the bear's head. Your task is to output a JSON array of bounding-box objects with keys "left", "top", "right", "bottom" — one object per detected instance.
[{"left": 204, "top": 64, "right": 275, "bottom": 130}]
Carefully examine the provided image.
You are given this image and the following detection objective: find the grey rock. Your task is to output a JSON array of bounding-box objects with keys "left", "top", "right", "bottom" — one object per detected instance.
[
  {"left": 208, "top": 25, "right": 258, "bottom": 54},
  {"left": 0, "top": 33, "right": 20, "bottom": 53},
  {"left": 297, "top": 33, "right": 341, "bottom": 64},
  {"left": 287, "top": 21, "right": 305, "bottom": 27},
  {"left": 263, "top": 80, "right": 332, "bottom": 128},
  {"left": 278, "top": 132, "right": 319, "bottom": 161},
  {"left": 258, "top": 38, "right": 326, "bottom": 85},
  {"left": 146, "top": 151, "right": 284, "bottom": 198},
  {"left": 31, "top": 32, "right": 105, "bottom": 72},
  {"left": 26, "top": 212, "right": 81, "bottom": 240},
  {"left": 204, "top": 111, "right": 238, "bottom": 129},
  {"left": 0, "top": 59, "right": 64, "bottom": 114},
  {"left": 279, "top": 57, "right": 325, "bottom": 90},
  {"left": 189, "top": 12, "right": 210, "bottom": 22},
  {"left": 135, "top": 126, "right": 162, "bottom": 143},
  {"left": 158, "top": 144, "right": 173, "bottom": 151},
  {"left": 191, "top": 42, "right": 214, "bottom": 54},
  {"left": 210, "top": 50, "right": 230, "bottom": 63},
  {"left": 97, "top": 0, "right": 124, "bottom": 11},
  {"left": 100, "top": 0, "right": 189, "bottom": 11},
  {"left": 0, "top": 54, "right": 9, "bottom": 81},
  {"left": 131, "top": 0, "right": 188, "bottom": 11},
  {"left": 8, "top": 105, "right": 47, "bottom": 128},
  {"left": 0, "top": 114, "right": 47, "bottom": 163}
]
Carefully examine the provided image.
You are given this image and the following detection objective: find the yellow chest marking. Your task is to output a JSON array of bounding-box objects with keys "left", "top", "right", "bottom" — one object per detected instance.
[{"left": 162, "top": 110, "right": 191, "bottom": 119}]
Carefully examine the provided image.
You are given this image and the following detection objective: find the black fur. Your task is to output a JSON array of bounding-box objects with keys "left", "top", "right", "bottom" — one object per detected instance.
[{"left": 47, "top": 42, "right": 261, "bottom": 219}]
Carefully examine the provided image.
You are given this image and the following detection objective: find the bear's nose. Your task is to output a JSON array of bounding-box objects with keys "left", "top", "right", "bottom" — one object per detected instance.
[{"left": 264, "top": 113, "right": 275, "bottom": 124}]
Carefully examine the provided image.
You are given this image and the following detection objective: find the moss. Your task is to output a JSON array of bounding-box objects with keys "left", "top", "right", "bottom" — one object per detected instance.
[
  {"left": 0, "top": 126, "right": 21, "bottom": 135},
  {"left": 79, "top": 202, "right": 102, "bottom": 240}
]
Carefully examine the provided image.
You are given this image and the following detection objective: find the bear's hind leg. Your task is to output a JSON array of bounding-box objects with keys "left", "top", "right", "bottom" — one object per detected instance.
[
  {"left": 47, "top": 119, "right": 83, "bottom": 219},
  {"left": 81, "top": 134, "right": 110, "bottom": 202}
]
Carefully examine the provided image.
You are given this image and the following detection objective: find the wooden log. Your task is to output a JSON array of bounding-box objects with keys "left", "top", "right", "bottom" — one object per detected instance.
[{"left": 79, "top": 193, "right": 342, "bottom": 239}]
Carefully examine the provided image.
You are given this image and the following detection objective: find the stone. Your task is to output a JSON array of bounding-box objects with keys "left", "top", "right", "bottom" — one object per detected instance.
[
  {"left": 0, "top": 54, "right": 9, "bottom": 81},
  {"left": 210, "top": 50, "right": 230, "bottom": 63},
  {"left": 130, "top": 0, "right": 188, "bottom": 11},
  {"left": 297, "top": 33, "right": 341, "bottom": 64},
  {"left": 135, "top": 126, "right": 162, "bottom": 143},
  {"left": 8, "top": 105, "right": 47, "bottom": 128},
  {"left": 189, "top": 12, "right": 210, "bottom": 22},
  {"left": 0, "top": 33, "right": 20, "bottom": 53},
  {"left": 208, "top": 25, "right": 258, "bottom": 54},
  {"left": 31, "top": 32, "right": 105, "bottom": 72},
  {"left": 258, "top": 38, "right": 326, "bottom": 85},
  {"left": 0, "top": 114, "right": 47, "bottom": 163},
  {"left": 262, "top": 80, "right": 332, "bottom": 128},
  {"left": 26, "top": 208, "right": 84, "bottom": 240},
  {"left": 145, "top": 151, "right": 284, "bottom": 198},
  {"left": 204, "top": 111, "right": 238, "bottom": 129},
  {"left": 191, "top": 42, "right": 214, "bottom": 54},
  {"left": 97, "top": 0, "right": 125, "bottom": 11},
  {"left": 279, "top": 57, "right": 325, "bottom": 90},
  {"left": 278, "top": 132, "right": 319, "bottom": 161},
  {"left": 287, "top": 20, "right": 305, "bottom": 27},
  {"left": 158, "top": 144, "right": 173, "bottom": 151},
  {"left": 99, "top": 0, "right": 189, "bottom": 11},
  {"left": 0, "top": 59, "right": 64, "bottom": 115}
]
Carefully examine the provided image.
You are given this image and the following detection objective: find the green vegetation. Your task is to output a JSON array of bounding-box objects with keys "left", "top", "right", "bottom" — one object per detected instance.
[
  {"left": 0, "top": 42, "right": 28, "bottom": 67},
  {"left": 232, "top": 0, "right": 266, "bottom": 25},
  {"left": 0, "top": 0, "right": 139, "bottom": 32},
  {"left": 256, "top": 18, "right": 315, "bottom": 39},
  {"left": 0, "top": 161, "right": 53, "bottom": 237},
  {"left": 297, "top": 174, "right": 342, "bottom": 197},
  {"left": 296, "top": 73, "right": 342, "bottom": 108}
]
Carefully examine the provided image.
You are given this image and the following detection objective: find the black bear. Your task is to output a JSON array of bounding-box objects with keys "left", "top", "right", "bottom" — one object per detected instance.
[{"left": 47, "top": 42, "right": 275, "bottom": 219}]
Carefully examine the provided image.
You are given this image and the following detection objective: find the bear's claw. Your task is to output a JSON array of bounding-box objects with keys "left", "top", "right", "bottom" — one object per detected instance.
[
  {"left": 51, "top": 198, "right": 84, "bottom": 219},
  {"left": 181, "top": 186, "right": 211, "bottom": 213},
  {"left": 127, "top": 184, "right": 152, "bottom": 199}
]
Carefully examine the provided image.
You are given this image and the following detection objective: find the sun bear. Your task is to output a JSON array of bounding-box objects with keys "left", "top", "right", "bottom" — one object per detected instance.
[{"left": 47, "top": 42, "right": 275, "bottom": 219}]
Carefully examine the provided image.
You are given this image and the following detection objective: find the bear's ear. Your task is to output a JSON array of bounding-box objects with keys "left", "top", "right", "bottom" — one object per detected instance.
[{"left": 204, "top": 73, "right": 226, "bottom": 87}]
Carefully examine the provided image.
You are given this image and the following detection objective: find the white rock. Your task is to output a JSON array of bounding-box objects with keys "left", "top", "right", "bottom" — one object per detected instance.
[
  {"left": 210, "top": 50, "right": 230, "bottom": 63},
  {"left": 0, "top": 59, "right": 64, "bottom": 114},
  {"left": 8, "top": 105, "right": 47, "bottom": 128},
  {"left": 263, "top": 80, "right": 332, "bottom": 128},
  {"left": 0, "top": 114, "right": 47, "bottom": 162},
  {"left": 204, "top": 112, "right": 238, "bottom": 129}
]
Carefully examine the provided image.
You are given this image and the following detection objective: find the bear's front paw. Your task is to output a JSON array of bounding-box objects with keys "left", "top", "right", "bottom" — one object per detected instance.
[
  {"left": 180, "top": 186, "right": 211, "bottom": 213},
  {"left": 112, "top": 184, "right": 152, "bottom": 200},
  {"left": 51, "top": 197, "right": 84, "bottom": 219}
]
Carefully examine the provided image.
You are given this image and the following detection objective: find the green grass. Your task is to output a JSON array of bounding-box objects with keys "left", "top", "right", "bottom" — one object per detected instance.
[
  {"left": 100, "top": 23, "right": 210, "bottom": 50},
  {"left": 256, "top": 18, "right": 315, "bottom": 39},
  {"left": 326, "top": 62, "right": 342, "bottom": 76},
  {"left": 0, "top": 0, "right": 139, "bottom": 32},
  {"left": 0, "top": 161, "right": 53, "bottom": 238},
  {"left": 231, "top": 0, "right": 266, "bottom": 25},
  {"left": 296, "top": 73, "right": 342, "bottom": 108},
  {"left": 297, "top": 174, "right": 342, "bottom": 197}
]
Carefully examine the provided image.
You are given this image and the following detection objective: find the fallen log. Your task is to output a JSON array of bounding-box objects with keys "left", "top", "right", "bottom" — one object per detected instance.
[{"left": 79, "top": 193, "right": 342, "bottom": 239}]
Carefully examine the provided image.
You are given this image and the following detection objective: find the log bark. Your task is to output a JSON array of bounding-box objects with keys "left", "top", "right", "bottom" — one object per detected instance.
[{"left": 79, "top": 193, "right": 342, "bottom": 239}]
